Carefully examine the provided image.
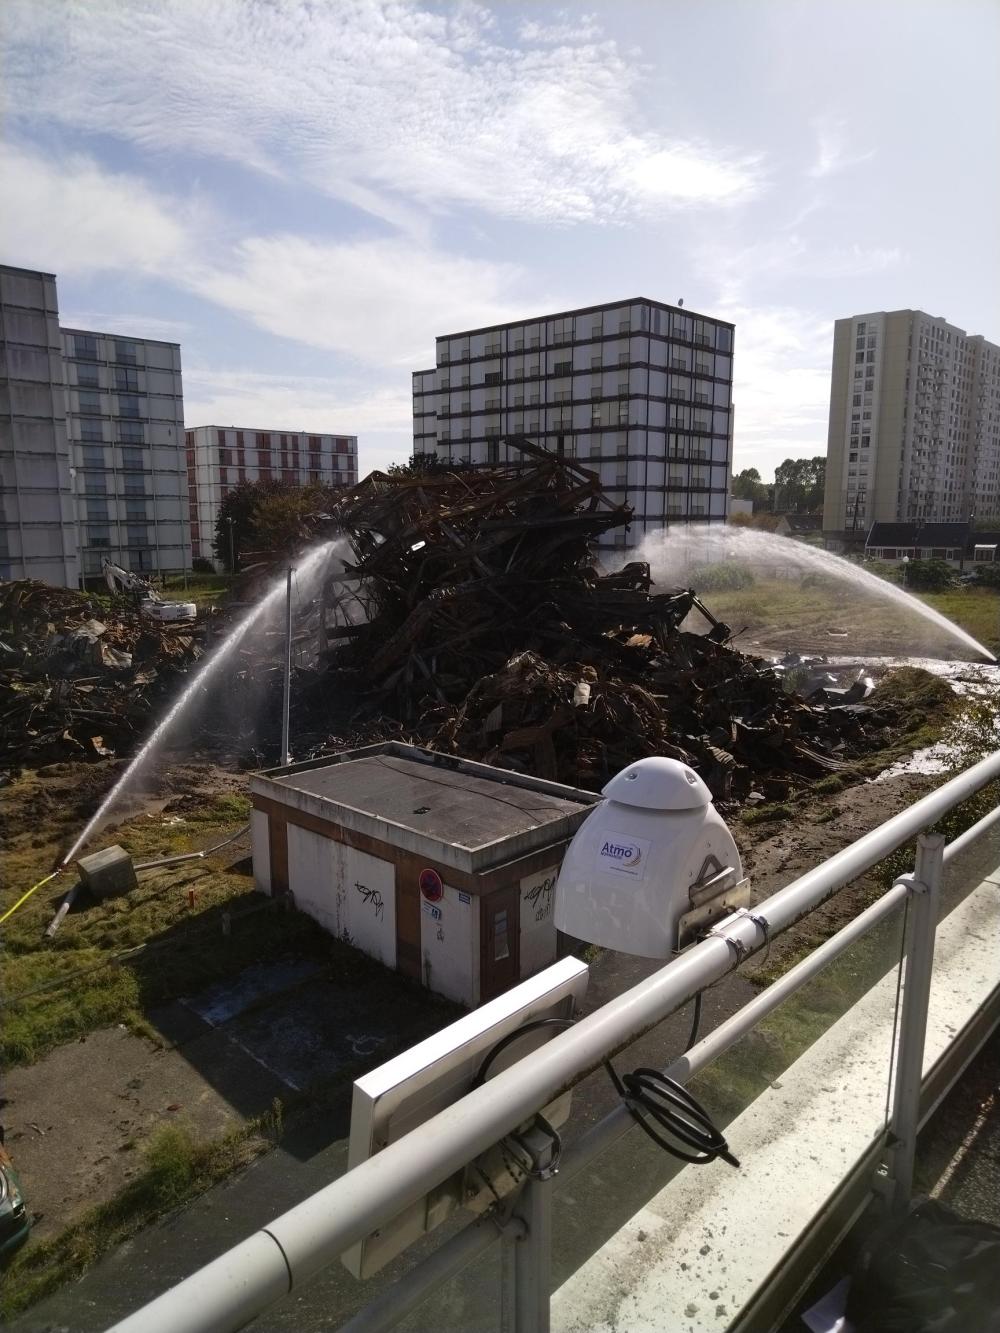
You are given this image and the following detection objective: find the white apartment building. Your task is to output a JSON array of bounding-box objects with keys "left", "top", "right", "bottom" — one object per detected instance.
[
  {"left": 412, "top": 298, "right": 735, "bottom": 549},
  {"left": 824, "top": 310, "right": 1000, "bottom": 532},
  {"left": 185, "top": 426, "right": 359, "bottom": 564},
  {"left": 0, "top": 265, "right": 79, "bottom": 585},
  {"left": 62, "top": 327, "right": 189, "bottom": 578}
]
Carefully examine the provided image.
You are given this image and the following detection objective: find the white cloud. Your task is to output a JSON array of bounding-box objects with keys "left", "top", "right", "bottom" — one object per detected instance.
[
  {"left": 1, "top": 145, "right": 531, "bottom": 366},
  {"left": 807, "top": 116, "right": 875, "bottom": 179},
  {"left": 4, "top": 0, "right": 764, "bottom": 224},
  {"left": 58, "top": 311, "right": 194, "bottom": 341},
  {"left": 725, "top": 304, "right": 833, "bottom": 477},
  {"left": 519, "top": 12, "right": 603, "bottom": 43},
  {"left": 696, "top": 233, "right": 904, "bottom": 307},
  {"left": 194, "top": 234, "right": 528, "bottom": 365},
  {"left": 0, "top": 143, "right": 197, "bottom": 276}
]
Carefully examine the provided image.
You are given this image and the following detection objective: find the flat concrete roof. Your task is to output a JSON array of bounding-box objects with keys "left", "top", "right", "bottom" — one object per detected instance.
[
  {"left": 253, "top": 743, "right": 599, "bottom": 873},
  {"left": 272, "top": 753, "right": 584, "bottom": 850}
]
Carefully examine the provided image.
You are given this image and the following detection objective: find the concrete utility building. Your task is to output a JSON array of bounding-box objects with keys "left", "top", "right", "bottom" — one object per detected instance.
[
  {"left": 185, "top": 425, "right": 358, "bottom": 565},
  {"left": 62, "top": 327, "right": 189, "bottom": 578},
  {"left": 412, "top": 298, "right": 735, "bottom": 550},
  {"left": 824, "top": 310, "right": 1000, "bottom": 534},
  {"left": 250, "top": 744, "right": 598, "bottom": 1007},
  {"left": 0, "top": 265, "right": 80, "bottom": 585}
]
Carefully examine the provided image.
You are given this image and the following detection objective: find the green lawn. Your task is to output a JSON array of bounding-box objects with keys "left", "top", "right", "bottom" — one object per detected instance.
[{"left": 691, "top": 577, "right": 1000, "bottom": 659}]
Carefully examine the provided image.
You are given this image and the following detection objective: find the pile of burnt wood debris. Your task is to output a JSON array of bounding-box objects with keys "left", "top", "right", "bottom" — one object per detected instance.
[
  {"left": 0, "top": 579, "right": 203, "bottom": 767},
  {"left": 320, "top": 439, "right": 893, "bottom": 799}
]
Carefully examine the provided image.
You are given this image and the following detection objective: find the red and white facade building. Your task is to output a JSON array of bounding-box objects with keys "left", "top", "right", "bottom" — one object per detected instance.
[{"left": 184, "top": 425, "right": 358, "bottom": 564}]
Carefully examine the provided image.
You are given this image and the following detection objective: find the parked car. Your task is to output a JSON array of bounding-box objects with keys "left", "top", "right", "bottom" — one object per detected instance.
[{"left": 0, "top": 1128, "right": 29, "bottom": 1262}]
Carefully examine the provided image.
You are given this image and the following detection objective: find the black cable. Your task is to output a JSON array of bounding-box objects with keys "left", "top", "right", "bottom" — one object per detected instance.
[
  {"left": 604, "top": 1061, "right": 740, "bottom": 1168},
  {"left": 474, "top": 1011, "right": 737, "bottom": 1172},
  {"left": 472, "top": 1017, "right": 576, "bottom": 1088},
  {"left": 684, "top": 990, "right": 704, "bottom": 1054}
]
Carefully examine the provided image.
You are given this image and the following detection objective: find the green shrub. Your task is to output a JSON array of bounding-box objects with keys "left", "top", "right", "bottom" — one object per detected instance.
[
  {"left": 689, "top": 561, "right": 756, "bottom": 592},
  {"left": 967, "top": 563, "right": 1000, "bottom": 588},
  {"left": 903, "top": 558, "right": 955, "bottom": 591},
  {"left": 191, "top": 556, "right": 215, "bottom": 574}
]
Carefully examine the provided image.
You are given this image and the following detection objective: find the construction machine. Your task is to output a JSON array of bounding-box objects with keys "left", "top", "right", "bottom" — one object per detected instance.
[{"left": 101, "top": 559, "right": 196, "bottom": 622}]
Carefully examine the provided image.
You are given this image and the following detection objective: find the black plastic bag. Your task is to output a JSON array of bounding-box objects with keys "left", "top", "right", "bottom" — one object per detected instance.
[{"left": 847, "top": 1198, "right": 1000, "bottom": 1332}]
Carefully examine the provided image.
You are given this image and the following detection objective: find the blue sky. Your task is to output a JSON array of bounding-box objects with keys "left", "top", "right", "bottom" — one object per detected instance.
[{"left": 3, "top": 0, "right": 998, "bottom": 480}]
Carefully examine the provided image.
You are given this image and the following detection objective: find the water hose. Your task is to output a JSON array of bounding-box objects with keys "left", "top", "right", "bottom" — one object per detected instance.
[
  {"left": 2, "top": 825, "right": 250, "bottom": 931},
  {"left": 44, "top": 882, "right": 82, "bottom": 939},
  {"left": 0, "top": 869, "right": 65, "bottom": 926},
  {"left": 132, "top": 824, "right": 250, "bottom": 871}
]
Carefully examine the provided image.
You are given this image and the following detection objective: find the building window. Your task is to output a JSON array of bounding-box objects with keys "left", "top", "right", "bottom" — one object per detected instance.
[
  {"left": 485, "top": 371, "right": 501, "bottom": 386},
  {"left": 75, "top": 334, "right": 99, "bottom": 361},
  {"left": 118, "top": 394, "right": 142, "bottom": 419},
  {"left": 116, "top": 341, "right": 137, "bottom": 365},
  {"left": 115, "top": 367, "right": 139, "bottom": 392},
  {"left": 77, "top": 366, "right": 100, "bottom": 389},
  {"left": 554, "top": 360, "right": 572, "bottom": 375},
  {"left": 78, "top": 390, "right": 102, "bottom": 416},
  {"left": 80, "top": 423, "right": 103, "bottom": 443}
]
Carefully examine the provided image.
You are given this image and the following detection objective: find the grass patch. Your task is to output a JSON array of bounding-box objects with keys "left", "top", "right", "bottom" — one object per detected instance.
[
  {"left": 695, "top": 576, "right": 1000, "bottom": 657},
  {"left": 841, "top": 666, "right": 961, "bottom": 780},
  {"left": 0, "top": 782, "right": 336, "bottom": 1067},
  {"left": 812, "top": 775, "right": 845, "bottom": 795},
  {"left": 0, "top": 1105, "right": 283, "bottom": 1320},
  {"left": 741, "top": 802, "right": 794, "bottom": 825}
]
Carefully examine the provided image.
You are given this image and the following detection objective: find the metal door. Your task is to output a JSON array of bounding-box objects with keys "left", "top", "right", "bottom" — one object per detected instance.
[{"left": 480, "top": 883, "right": 520, "bottom": 1001}]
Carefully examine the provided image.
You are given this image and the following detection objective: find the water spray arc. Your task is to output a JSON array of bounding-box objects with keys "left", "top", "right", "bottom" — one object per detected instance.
[
  {"left": 61, "top": 541, "right": 338, "bottom": 868},
  {"left": 638, "top": 527, "right": 995, "bottom": 664}
]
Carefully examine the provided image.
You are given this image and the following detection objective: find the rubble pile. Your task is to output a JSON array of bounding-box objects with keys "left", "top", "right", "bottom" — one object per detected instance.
[
  {"left": 0, "top": 579, "right": 203, "bottom": 766},
  {"left": 325, "top": 440, "right": 879, "bottom": 797}
]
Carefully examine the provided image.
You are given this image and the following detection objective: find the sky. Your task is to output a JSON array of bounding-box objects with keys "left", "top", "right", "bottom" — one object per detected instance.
[{"left": 2, "top": 0, "right": 998, "bottom": 482}]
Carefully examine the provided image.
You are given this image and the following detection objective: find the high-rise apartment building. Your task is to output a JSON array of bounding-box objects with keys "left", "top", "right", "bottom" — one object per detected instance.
[
  {"left": 412, "top": 299, "right": 735, "bottom": 548},
  {"left": 62, "top": 327, "right": 189, "bottom": 577},
  {"left": 824, "top": 311, "right": 1000, "bottom": 533},
  {"left": 185, "top": 426, "right": 358, "bottom": 563},
  {"left": 0, "top": 265, "right": 79, "bottom": 585}
]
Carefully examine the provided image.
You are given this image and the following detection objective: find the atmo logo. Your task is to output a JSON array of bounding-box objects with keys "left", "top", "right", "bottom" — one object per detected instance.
[{"left": 600, "top": 839, "right": 643, "bottom": 868}]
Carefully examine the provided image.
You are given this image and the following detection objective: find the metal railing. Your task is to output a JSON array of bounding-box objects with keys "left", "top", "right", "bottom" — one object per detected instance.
[{"left": 109, "top": 751, "right": 1000, "bottom": 1333}]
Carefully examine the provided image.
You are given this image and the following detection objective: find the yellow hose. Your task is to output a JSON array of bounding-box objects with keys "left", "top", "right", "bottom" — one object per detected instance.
[{"left": 0, "top": 869, "right": 64, "bottom": 926}]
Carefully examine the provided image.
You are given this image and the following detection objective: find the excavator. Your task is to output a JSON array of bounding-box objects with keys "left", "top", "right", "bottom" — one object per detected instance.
[{"left": 101, "top": 559, "right": 197, "bottom": 622}]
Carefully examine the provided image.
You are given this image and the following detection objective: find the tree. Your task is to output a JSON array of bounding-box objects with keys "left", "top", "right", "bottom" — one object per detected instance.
[
  {"left": 213, "top": 480, "right": 341, "bottom": 570},
  {"left": 385, "top": 452, "right": 448, "bottom": 478},
  {"left": 729, "top": 510, "right": 781, "bottom": 531},
  {"left": 773, "top": 457, "right": 826, "bottom": 513},
  {"left": 903, "top": 558, "right": 954, "bottom": 591},
  {"left": 732, "top": 467, "right": 768, "bottom": 505},
  {"left": 385, "top": 452, "right": 475, "bottom": 478}
]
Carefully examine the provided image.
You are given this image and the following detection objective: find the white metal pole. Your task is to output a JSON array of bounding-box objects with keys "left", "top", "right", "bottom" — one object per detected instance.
[
  {"left": 888, "top": 832, "right": 944, "bottom": 1213},
  {"left": 281, "top": 566, "right": 293, "bottom": 766}
]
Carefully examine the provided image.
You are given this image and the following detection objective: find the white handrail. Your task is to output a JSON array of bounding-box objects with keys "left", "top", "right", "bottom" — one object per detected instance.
[{"left": 108, "top": 750, "right": 1000, "bottom": 1333}]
